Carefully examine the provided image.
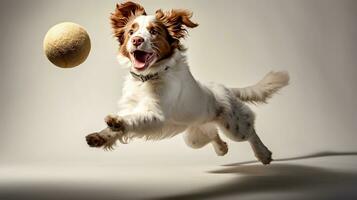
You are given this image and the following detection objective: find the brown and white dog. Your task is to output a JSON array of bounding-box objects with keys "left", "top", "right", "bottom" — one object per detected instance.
[{"left": 85, "top": 1, "right": 289, "bottom": 165}]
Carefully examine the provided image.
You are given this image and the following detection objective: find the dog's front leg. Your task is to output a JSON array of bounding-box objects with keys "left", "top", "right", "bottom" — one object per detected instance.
[
  {"left": 105, "top": 112, "right": 164, "bottom": 133},
  {"left": 86, "top": 112, "right": 164, "bottom": 150}
]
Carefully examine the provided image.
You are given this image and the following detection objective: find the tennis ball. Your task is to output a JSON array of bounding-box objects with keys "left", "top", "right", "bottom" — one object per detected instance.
[{"left": 43, "top": 22, "right": 91, "bottom": 68}]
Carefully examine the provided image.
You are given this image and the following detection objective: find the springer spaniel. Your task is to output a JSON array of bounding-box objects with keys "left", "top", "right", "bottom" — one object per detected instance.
[{"left": 86, "top": 1, "right": 289, "bottom": 165}]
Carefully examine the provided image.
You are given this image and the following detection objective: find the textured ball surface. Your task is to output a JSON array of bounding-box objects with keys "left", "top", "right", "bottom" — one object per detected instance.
[{"left": 43, "top": 22, "right": 91, "bottom": 68}]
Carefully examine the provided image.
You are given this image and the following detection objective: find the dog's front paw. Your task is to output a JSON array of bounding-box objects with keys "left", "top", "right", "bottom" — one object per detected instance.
[
  {"left": 105, "top": 114, "right": 125, "bottom": 132},
  {"left": 86, "top": 132, "right": 106, "bottom": 148}
]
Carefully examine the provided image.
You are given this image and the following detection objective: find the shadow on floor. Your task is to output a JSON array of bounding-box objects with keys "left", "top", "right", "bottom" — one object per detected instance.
[
  {"left": 157, "top": 152, "right": 357, "bottom": 200},
  {"left": 223, "top": 151, "right": 357, "bottom": 166},
  {"left": 1, "top": 152, "right": 357, "bottom": 200}
]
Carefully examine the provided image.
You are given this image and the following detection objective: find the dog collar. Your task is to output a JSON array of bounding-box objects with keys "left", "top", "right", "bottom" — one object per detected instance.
[{"left": 130, "top": 66, "right": 170, "bottom": 82}]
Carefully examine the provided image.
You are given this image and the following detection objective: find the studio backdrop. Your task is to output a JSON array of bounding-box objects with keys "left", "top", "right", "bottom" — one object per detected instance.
[{"left": 0, "top": 0, "right": 356, "bottom": 165}]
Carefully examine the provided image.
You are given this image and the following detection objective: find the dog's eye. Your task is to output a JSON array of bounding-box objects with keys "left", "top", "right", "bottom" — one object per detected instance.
[
  {"left": 150, "top": 29, "right": 158, "bottom": 35},
  {"left": 129, "top": 30, "right": 134, "bottom": 35}
]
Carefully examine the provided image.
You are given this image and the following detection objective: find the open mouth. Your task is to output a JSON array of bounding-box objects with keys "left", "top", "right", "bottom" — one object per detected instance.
[{"left": 131, "top": 50, "right": 155, "bottom": 70}]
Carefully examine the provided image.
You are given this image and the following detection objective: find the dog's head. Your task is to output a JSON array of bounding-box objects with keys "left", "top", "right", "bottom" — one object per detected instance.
[{"left": 110, "top": 1, "right": 198, "bottom": 72}]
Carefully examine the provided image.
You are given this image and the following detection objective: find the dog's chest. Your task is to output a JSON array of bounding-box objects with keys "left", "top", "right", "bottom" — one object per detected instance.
[
  {"left": 131, "top": 78, "right": 182, "bottom": 112},
  {"left": 122, "top": 67, "right": 212, "bottom": 125},
  {"left": 127, "top": 78, "right": 190, "bottom": 116}
]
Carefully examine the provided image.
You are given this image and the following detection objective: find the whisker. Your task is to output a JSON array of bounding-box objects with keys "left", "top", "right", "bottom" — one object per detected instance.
[{"left": 151, "top": 44, "right": 161, "bottom": 54}]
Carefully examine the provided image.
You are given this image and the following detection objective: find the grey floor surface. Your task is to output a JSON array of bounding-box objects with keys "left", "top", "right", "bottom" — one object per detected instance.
[{"left": 1, "top": 152, "right": 357, "bottom": 200}]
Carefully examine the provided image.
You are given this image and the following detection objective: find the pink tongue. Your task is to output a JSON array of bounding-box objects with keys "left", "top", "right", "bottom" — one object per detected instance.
[
  {"left": 133, "top": 52, "right": 150, "bottom": 69},
  {"left": 134, "top": 60, "right": 146, "bottom": 69}
]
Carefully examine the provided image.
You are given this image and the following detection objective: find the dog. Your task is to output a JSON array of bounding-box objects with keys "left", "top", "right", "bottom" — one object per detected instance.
[{"left": 85, "top": 1, "right": 289, "bottom": 165}]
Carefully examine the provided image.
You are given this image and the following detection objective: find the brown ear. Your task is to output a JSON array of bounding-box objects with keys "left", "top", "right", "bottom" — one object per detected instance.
[
  {"left": 110, "top": 1, "right": 146, "bottom": 43},
  {"left": 155, "top": 9, "right": 198, "bottom": 39}
]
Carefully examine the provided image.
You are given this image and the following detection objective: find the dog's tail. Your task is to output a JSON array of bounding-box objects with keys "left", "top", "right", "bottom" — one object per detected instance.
[{"left": 230, "top": 71, "right": 289, "bottom": 104}]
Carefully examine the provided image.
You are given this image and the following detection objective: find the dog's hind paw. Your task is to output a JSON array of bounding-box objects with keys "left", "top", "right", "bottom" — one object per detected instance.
[
  {"left": 213, "top": 140, "right": 229, "bottom": 156},
  {"left": 256, "top": 149, "right": 273, "bottom": 165}
]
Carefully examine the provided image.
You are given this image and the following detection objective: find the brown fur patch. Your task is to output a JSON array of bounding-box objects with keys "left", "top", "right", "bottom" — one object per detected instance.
[
  {"left": 147, "top": 21, "right": 173, "bottom": 61},
  {"left": 110, "top": 2, "right": 146, "bottom": 44},
  {"left": 155, "top": 9, "right": 198, "bottom": 50}
]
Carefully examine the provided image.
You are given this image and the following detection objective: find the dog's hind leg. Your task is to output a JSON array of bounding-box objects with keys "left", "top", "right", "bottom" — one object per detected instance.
[
  {"left": 183, "top": 123, "right": 228, "bottom": 156},
  {"left": 248, "top": 129, "right": 273, "bottom": 164},
  {"left": 215, "top": 99, "right": 272, "bottom": 164}
]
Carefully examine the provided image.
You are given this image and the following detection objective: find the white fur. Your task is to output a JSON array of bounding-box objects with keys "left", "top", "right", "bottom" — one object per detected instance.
[
  {"left": 95, "top": 15, "right": 289, "bottom": 164},
  {"left": 231, "top": 71, "right": 290, "bottom": 104}
]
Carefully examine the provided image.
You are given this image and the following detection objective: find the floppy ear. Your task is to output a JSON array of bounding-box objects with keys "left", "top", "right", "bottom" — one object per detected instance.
[
  {"left": 155, "top": 9, "right": 198, "bottom": 39},
  {"left": 110, "top": 1, "right": 146, "bottom": 43}
]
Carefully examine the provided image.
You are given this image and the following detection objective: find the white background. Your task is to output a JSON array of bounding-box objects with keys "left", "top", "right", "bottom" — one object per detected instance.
[{"left": 0, "top": 0, "right": 356, "bottom": 166}]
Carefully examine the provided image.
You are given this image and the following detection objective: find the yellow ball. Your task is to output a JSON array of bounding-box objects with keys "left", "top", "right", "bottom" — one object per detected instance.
[{"left": 43, "top": 22, "right": 91, "bottom": 68}]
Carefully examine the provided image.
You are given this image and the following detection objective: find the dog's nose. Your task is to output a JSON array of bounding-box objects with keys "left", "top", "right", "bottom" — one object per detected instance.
[{"left": 132, "top": 36, "right": 144, "bottom": 47}]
